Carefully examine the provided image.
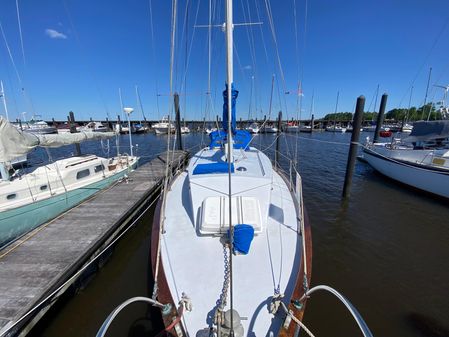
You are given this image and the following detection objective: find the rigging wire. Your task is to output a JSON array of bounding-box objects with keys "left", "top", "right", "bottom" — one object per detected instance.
[
  {"left": 178, "top": 0, "right": 202, "bottom": 96},
  {"left": 15, "top": 0, "right": 26, "bottom": 67},
  {"left": 397, "top": 16, "right": 449, "bottom": 107},
  {"left": 148, "top": 0, "right": 161, "bottom": 119},
  {"left": 263, "top": 0, "right": 289, "bottom": 116},
  {"left": 0, "top": 19, "right": 36, "bottom": 116}
]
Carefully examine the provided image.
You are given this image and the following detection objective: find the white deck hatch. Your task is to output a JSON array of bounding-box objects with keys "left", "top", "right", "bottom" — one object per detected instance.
[{"left": 200, "top": 196, "right": 262, "bottom": 234}]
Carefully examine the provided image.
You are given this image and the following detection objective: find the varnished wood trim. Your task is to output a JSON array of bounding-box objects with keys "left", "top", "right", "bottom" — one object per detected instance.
[{"left": 277, "top": 170, "right": 313, "bottom": 337}]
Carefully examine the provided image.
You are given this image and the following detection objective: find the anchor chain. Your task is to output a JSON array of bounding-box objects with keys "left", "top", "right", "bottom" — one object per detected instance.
[{"left": 217, "top": 244, "right": 231, "bottom": 309}]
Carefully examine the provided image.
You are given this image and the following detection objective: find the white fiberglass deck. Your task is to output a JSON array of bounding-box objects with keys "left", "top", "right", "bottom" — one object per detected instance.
[{"left": 160, "top": 147, "right": 302, "bottom": 336}]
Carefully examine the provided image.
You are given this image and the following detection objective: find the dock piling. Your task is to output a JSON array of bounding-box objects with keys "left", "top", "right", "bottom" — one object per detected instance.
[
  {"left": 174, "top": 92, "right": 183, "bottom": 151},
  {"left": 342, "top": 96, "right": 365, "bottom": 199},
  {"left": 373, "top": 93, "right": 388, "bottom": 143},
  {"left": 311, "top": 114, "right": 315, "bottom": 133},
  {"left": 68, "top": 111, "right": 81, "bottom": 156},
  {"left": 275, "top": 110, "right": 282, "bottom": 167}
]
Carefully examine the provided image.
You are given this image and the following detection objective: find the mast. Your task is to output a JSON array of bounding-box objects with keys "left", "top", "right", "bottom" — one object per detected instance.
[
  {"left": 0, "top": 81, "right": 9, "bottom": 121},
  {"left": 333, "top": 90, "right": 339, "bottom": 130},
  {"left": 373, "top": 84, "right": 379, "bottom": 121},
  {"left": 225, "top": 0, "right": 235, "bottom": 336},
  {"left": 226, "top": 0, "right": 233, "bottom": 161},
  {"left": 135, "top": 85, "right": 147, "bottom": 121},
  {"left": 422, "top": 67, "right": 432, "bottom": 120}
]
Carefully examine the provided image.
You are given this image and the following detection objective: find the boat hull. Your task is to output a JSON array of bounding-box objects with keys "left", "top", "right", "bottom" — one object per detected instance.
[
  {"left": 363, "top": 147, "right": 449, "bottom": 199},
  {"left": 0, "top": 162, "right": 137, "bottom": 248},
  {"left": 151, "top": 164, "right": 312, "bottom": 337}
]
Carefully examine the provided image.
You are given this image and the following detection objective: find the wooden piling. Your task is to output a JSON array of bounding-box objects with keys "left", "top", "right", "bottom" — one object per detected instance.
[
  {"left": 117, "top": 115, "right": 122, "bottom": 133},
  {"left": 174, "top": 93, "right": 183, "bottom": 151},
  {"left": 275, "top": 110, "right": 282, "bottom": 167},
  {"left": 68, "top": 111, "right": 81, "bottom": 156},
  {"left": 373, "top": 93, "right": 388, "bottom": 143},
  {"left": 311, "top": 114, "right": 314, "bottom": 133},
  {"left": 342, "top": 96, "right": 365, "bottom": 199}
]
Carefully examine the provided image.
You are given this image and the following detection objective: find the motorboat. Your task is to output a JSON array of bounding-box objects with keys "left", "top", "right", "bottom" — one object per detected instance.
[
  {"left": 245, "top": 122, "right": 260, "bottom": 134},
  {"left": 23, "top": 119, "right": 57, "bottom": 134},
  {"left": 134, "top": 123, "right": 150, "bottom": 133},
  {"left": 401, "top": 123, "right": 413, "bottom": 133},
  {"left": 77, "top": 121, "right": 108, "bottom": 132},
  {"left": 152, "top": 116, "right": 175, "bottom": 134},
  {"left": 325, "top": 124, "right": 347, "bottom": 133},
  {"left": 285, "top": 122, "right": 299, "bottom": 133},
  {"left": 260, "top": 124, "right": 278, "bottom": 133}
]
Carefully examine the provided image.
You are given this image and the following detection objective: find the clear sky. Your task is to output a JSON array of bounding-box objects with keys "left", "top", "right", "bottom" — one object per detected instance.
[{"left": 1, "top": 0, "right": 449, "bottom": 122}]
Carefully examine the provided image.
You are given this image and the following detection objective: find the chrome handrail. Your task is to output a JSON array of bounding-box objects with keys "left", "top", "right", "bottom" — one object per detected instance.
[{"left": 304, "top": 285, "right": 374, "bottom": 337}]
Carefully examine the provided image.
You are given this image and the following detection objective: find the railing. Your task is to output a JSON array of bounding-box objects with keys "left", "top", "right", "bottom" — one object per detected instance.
[{"left": 296, "top": 285, "right": 374, "bottom": 337}]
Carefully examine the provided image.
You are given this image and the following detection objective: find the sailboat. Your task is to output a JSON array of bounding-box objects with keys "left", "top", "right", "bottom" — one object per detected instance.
[
  {"left": 363, "top": 120, "right": 449, "bottom": 199},
  {"left": 149, "top": 1, "right": 311, "bottom": 336},
  {"left": 0, "top": 118, "right": 139, "bottom": 248},
  {"left": 97, "top": 1, "right": 374, "bottom": 336},
  {"left": 1, "top": 81, "right": 27, "bottom": 167}
]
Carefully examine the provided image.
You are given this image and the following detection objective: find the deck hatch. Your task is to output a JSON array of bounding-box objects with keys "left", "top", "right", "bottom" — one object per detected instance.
[{"left": 199, "top": 196, "right": 262, "bottom": 235}]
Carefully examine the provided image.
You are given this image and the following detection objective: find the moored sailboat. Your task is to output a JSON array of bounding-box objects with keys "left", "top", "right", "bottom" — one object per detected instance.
[
  {"left": 363, "top": 120, "right": 449, "bottom": 199},
  {"left": 0, "top": 118, "right": 139, "bottom": 248},
  {"left": 97, "top": 1, "right": 374, "bottom": 336}
]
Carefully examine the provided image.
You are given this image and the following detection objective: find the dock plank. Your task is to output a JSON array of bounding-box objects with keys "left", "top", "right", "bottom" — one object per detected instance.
[{"left": 0, "top": 150, "right": 188, "bottom": 335}]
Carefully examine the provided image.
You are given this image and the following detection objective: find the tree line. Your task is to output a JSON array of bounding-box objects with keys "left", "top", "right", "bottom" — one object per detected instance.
[{"left": 323, "top": 103, "right": 443, "bottom": 121}]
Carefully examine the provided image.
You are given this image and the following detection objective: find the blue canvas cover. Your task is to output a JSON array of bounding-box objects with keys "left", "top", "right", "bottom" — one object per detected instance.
[
  {"left": 209, "top": 129, "right": 251, "bottom": 150},
  {"left": 229, "top": 224, "right": 255, "bottom": 255},
  {"left": 222, "top": 84, "right": 238, "bottom": 135},
  {"left": 192, "top": 162, "right": 234, "bottom": 175}
]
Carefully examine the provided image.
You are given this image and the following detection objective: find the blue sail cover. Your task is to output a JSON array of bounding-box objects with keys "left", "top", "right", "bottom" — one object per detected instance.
[
  {"left": 223, "top": 84, "right": 238, "bottom": 135},
  {"left": 208, "top": 83, "right": 251, "bottom": 150},
  {"left": 209, "top": 130, "right": 251, "bottom": 150}
]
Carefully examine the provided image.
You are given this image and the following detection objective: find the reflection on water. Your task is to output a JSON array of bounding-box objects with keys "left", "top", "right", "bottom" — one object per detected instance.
[{"left": 28, "top": 132, "right": 449, "bottom": 337}]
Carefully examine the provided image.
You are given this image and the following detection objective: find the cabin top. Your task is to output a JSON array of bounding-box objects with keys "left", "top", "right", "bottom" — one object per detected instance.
[{"left": 188, "top": 147, "right": 272, "bottom": 180}]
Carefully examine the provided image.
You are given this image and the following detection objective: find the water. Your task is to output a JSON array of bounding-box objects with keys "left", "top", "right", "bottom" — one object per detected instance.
[{"left": 26, "top": 132, "right": 449, "bottom": 337}]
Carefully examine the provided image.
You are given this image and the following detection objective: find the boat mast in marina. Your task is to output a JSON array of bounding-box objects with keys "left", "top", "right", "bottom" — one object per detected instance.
[{"left": 0, "top": 81, "right": 9, "bottom": 121}]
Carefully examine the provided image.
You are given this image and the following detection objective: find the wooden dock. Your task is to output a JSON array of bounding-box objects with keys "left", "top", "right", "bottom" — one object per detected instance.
[{"left": 0, "top": 150, "right": 189, "bottom": 336}]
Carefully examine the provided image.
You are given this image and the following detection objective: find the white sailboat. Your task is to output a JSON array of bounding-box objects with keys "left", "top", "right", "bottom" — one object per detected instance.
[
  {"left": 363, "top": 120, "right": 449, "bottom": 199},
  {"left": 0, "top": 81, "right": 27, "bottom": 167},
  {"left": 0, "top": 118, "right": 139, "bottom": 248},
  {"left": 97, "top": 1, "right": 374, "bottom": 336},
  {"left": 149, "top": 1, "right": 311, "bottom": 336}
]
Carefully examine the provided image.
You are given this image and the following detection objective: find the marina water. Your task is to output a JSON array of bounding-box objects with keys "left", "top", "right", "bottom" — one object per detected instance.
[{"left": 27, "top": 131, "right": 449, "bottom": 337}]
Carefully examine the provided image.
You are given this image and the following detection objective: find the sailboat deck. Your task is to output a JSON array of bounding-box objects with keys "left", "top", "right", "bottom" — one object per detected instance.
[{"left": 161, "top": 167, "right": 302, "bottom": 336}]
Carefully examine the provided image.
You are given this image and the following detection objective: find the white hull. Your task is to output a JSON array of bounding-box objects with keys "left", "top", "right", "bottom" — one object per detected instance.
[
  {"left": 0, "top": 155, "right": 139, "bottom": 247},
  {"left": 152, "top": 147, "right": 310, "bottom": 336},
  {"left": 363, "top": 147, "right": 449, "bottom": 199},
  {"left": 154, "top": 127, "right": 175, "bottom": 135},
  {"left": 326, "top": 126, "right": 346, "bottom": 133},
  {"left": 285, "top": 126, "right": 299, "bottom": 133},
  {"left": 261, "top": 127, "right": 278, "bottom": 133}
]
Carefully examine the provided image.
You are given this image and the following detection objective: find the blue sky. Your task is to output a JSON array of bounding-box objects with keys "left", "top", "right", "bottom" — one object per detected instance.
[{"left": 1, "top": 0, "right": 449, "bottom": 122}]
